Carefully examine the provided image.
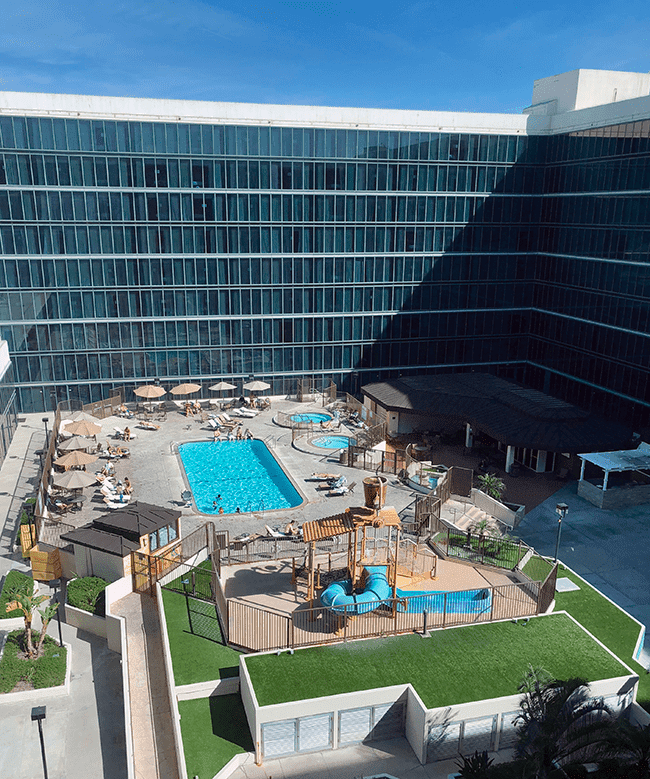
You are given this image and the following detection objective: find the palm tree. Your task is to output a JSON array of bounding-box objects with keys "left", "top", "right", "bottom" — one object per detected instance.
[
  {"left": 514, "top": 676, "right": 612, "bottom": 778},
  {"left": 477, "top": 473, "right": 506, "bottom": 502},
  {"left": 35, "top": 603, "right": 60, "bottom": 657},
  {"left": 596, "top": 719, "right": 650, "bottom": 778},
  {"left": 6, "top": 588, "right": 49, "bottom": 658}
]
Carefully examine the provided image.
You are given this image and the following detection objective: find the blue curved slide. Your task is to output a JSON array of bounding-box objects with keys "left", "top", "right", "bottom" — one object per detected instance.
[{"left": 320, "top": 565, "right": 492, "bottom": 616}]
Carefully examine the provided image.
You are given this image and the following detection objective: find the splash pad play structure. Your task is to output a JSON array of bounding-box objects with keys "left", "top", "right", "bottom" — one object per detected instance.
[{"left": 300, "top": 477, "right": 491, "bottom": 621}]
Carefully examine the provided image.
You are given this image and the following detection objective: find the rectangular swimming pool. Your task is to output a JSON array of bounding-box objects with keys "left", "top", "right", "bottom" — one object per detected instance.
[{"left": 178, "top": 440, "right": 302, "bottom": 515}]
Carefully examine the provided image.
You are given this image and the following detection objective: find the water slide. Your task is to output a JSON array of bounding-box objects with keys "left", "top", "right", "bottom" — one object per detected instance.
[{"left": 320, "top": 565, "right": 492, "bottom": 616}]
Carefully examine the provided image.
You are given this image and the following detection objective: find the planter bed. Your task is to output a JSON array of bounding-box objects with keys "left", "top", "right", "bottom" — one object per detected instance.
[{"left": 0, "top": 630, "right": 68, "bottom": 695}]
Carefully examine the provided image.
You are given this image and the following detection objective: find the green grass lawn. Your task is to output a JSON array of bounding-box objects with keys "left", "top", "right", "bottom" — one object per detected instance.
[
  {"left": 522, "top": 554, "right": 554, "bottom": 582},
  {"left": 161, "top": 588, "right": 241, "bottom": 685},
  {"left": 0, "top": 631, "right": 67, "bottom": 693},
  {"left": 553, "top": 565, "right": 650, "bottom": 708},
  {"left": 179, "top": 695, "right": 253, "bottom": 779},
  {"left": 0, "top": 570, "right": 34, "bottom": 619},
  {"left": 245, "top": 612, "right": 628, "bottom": 709}
]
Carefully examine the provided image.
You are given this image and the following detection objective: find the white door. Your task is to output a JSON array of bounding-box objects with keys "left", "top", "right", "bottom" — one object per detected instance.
[
  {"left": 297, "top": 713, "right": 332, "bottom": 752},
  {"left": 262, "top": 719, "right": 296, "bottom": 757}
]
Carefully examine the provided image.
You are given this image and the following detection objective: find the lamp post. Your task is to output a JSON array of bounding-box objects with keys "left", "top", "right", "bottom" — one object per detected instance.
[
  {"left": 554, "top": 502, "right": 569, "bottom": 563},
  {"left": 42, "top": 417, "right": 49, "bottom": 447},
  {"left": 31, "top": 706, "right": 48, "bottom": 779}
]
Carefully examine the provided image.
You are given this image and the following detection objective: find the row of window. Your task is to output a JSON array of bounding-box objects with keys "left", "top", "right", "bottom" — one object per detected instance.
[
  {"left": 543, "top": 157, "right": 650, "bottom": 194},
  {"left": 548, "top": 119, "right": 650, "bottom": 161},
  {"left": 0, "top": 190, "right": 542, "bottom": 225},
  {"left": 0, "top": 253, "right": 527, "bottom": 289},
  {"left": 0, "top": 115, "right": 538, "bottom": 162},
  {"left": 528, "top": 337, "right": 650, "bottom": 400},
  {"left": 0, "top": 223, "right": 538, "bottom": 256},
  {"left": 529, "top": 310, "right": 650, "bottom": 366},
  {"left": 541, "top": 195, "right": 650, "bottom": 227},
  {"left": 10, "top": 338, "right": 525, "bottom": 385},
  {"left": 5, "top": 310, "right": 528, "bottom": 354},
  {"left": 0, "top": 154, "right": 541, "bottom": 193},
  {"left": 535, "top": 255, "right": 650, "bottom": 297},
  {"left": 540, "top": 226, "right": 650, "bottom": 260}
]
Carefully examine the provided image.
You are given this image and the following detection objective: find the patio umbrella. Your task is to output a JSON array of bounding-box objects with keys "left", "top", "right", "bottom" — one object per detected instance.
[
  {"left": 65, "top": 419, "right": 102, "bottom": 437},
  {"left": 243, "top": 380, "right": 271, "bottom": 392},
  {"left": 69, "top": 410, "right": 99, "bottom": 423},
  {"left": 54, "top": 450, "right": 98, "bottom": 468},
  {"left": 53, "top": 469, "right": 97, "bottom": 490},
  {"left": 170, "top": 383, "right": 202, "bottom": 395},
  {"left": 134, "top": 384, "right": 166, "bottom": 399},
  {"left": 209, "top": 381, "right": 237, "bottom": 392},
  {"left": 57, "top": 435, "right": 92, "bottom": 452}
]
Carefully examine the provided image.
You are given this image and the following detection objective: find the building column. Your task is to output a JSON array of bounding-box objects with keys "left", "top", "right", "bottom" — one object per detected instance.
[
  {"left": 465, "top": 423, "right": 473, "bottom": 449},
  {"left": 505, "top": 445, "right": 515, "bottom": 474},
  {"left": 579, "top": 459, "right": 586, "bottom": 482},
  {"left": 602, "top": 470, "right": 609, "bottom": 492},
  {"left": 536, "top": 450, "right": 547, "bottom": 473}
]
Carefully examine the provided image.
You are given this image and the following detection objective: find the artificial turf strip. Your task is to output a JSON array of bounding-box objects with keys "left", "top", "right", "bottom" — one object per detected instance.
[
  {"left": 245, "top": 612, "right": 628, "bottom": 709},
  {"left": 522, "top": 554, "right": 554, "bottom": 583},
  {"left": 178, "top": 695, "right": 253, "bottom": 779},
  {"left": 161, "top": 588, "right": 241, "bottom": 685},
  {"left": 552, "top": 565, "right": 650, "bottom": 708}
]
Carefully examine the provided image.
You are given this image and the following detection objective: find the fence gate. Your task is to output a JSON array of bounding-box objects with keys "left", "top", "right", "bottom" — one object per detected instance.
[{"left": 131, "top": 552, "right": 153, "bottom": 593}]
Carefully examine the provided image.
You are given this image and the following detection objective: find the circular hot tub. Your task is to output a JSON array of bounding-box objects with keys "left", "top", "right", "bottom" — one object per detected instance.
[{"left": 312, "top": 435, "right": 356, "bottom": 449}]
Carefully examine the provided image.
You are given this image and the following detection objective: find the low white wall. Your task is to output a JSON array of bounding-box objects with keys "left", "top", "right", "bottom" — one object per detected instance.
[
  {"left": 64, "top": 603, "right": 107, "bottom": 639},
  {"left": 405, "top": 685, "right": 428, "bottom": 764},
  {"left": 471, "top": 488, "right": 518, "bottom": 528},
  {"left": 156, "top": 583, "right": 187, "bottom": 779},
  {"left": 175, "top": 677, "right": 240, "bottom": 701},
  {"left": 105, "top": 575, "right": 133, "bottom": 653},
  {"left": 239, "top": 653, "right": 261, "bottom": 764}
]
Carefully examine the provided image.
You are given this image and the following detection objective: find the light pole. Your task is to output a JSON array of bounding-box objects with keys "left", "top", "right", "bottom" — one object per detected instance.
[
  {"left": 31, "top": 706, "right": 48, "bottom": 779},
  {"left": 554, "top": 502, "right": 569, "bottom": 563},
  {"left": 42, "top": 417, "right": 49, "bottom": 447}
]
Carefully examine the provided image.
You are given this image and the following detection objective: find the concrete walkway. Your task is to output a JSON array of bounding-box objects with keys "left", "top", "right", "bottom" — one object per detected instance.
[{"left": 112, "top": 592, "right": 179, "bottom": 779}]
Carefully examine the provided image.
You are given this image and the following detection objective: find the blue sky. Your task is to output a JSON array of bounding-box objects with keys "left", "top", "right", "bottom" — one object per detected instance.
[{"left": 3, "top": 0, "right": 650, "bottom": 113}]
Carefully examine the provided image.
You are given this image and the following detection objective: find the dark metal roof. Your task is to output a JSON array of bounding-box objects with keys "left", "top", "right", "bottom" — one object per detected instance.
[
  {"left": 59, "top": 526, "right": 140, "bottom": 557},
  {"left": 362, "top": 373, "right": 633, "bottom": 454},
  {"left": 92, "top": 502, "right": 180, "bottom": 538}
]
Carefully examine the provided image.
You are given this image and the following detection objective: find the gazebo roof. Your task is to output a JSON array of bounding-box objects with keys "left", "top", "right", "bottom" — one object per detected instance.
[
  {"left": 60, "top": 526, "right": 140, "bottom": 557},
  {"left": 578, "top": 443, "right": 650, "bottom": 473}
]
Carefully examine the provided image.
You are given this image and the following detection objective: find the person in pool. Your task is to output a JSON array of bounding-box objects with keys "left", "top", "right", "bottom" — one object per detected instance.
[{"left": 235, "top": 507, "right": 241, "bottom": 514}]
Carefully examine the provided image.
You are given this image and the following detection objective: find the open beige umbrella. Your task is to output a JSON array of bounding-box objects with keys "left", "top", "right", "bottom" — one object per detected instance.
[
  {"left": 170, "top": 383, "right": 202, "bottom": 395},
  {"left": 53, "top": 469, "right": 97, "bottom": 490},
  {"left": 209, "top": 381, "right": 236, "bottom": 392},
  {"left": 57, "top": 435, "right": 92, "bottom": 452},
  {"left": 69, "top": 410, "right": 99, "bottom": 423},
  {"left": 54, "top": 450, "right": 98, "bottom": 468},
  {"left": 243, "top": 380, "right": 271, "bottom": 392},
  {"left": 134, "top": 385, "right": 166, "bottom": 399},
  {"left": 65, "top": 419, "right": 102, "bottom": 437}
]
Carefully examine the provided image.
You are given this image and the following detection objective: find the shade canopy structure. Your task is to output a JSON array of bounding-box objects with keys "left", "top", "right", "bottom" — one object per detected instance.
[
  {"left": 93, "top": 502, "right": 181, "bottom": 539},
  {"left": 57, "top": 435, "right": 93, "bottom": 452},
  {"left": 243, "top": 380, "right": 271, "bottom": 392},
  {"left": 54, "top": 450, "right": 98, "bottom": 468},
  {"left": 53, "top": 469, "right": 98, "bottom": 490},
  {"left": 63, "top": 419, "right": 102, "bottom": 437},
  {"left": 170, "top": 383, "right": 202, "bottom": 395},
  {"left": 209, "top": 381, "right": 237, "bottom": 392},
  {"left": 134, "top": 385, "right": 166, "bottom": 399}
]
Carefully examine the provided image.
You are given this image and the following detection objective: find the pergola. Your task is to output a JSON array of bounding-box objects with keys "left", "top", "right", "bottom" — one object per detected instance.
[{"left": 578, "top": 443, "right": 650, "bottom": 492}]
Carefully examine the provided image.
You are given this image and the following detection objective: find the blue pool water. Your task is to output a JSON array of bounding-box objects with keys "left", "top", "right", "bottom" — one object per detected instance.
[
  {"left": 291, "top": 412, "right": 331, "bottom": 424},
  {"left": 312, "top": 435, "right": 356, "bottom": 449},
  {"left": 179, "top": 440, "right": 302, "bottom": 515}
]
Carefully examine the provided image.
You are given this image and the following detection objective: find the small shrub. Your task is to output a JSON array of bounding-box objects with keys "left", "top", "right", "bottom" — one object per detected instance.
[
  {"left": 0, "top": 630, "right": 66, "bottom": 693},
  {"left": 67, "top": 576, "right": 109, "bottom": 616},
  {"left": 0, "top": 570, "right": 34, "bottom": 620}
]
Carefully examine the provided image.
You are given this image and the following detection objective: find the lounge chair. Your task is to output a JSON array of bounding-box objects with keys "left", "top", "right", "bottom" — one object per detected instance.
[
  {"left": 103, "top": 495, "right": 132, "bottom": 508},
  {"left": 307, "top": 473, "right": 341, "bottom": 481},
  {"left": 207, "top": 418, "right": 220, "bottom": 430},
  {"left": 328, "top": 481, "right": 356, "bottom": 496},
  {"left": 137, "top": 420, "right": 160, "bottom": 430},
  {"left": 317, "top": 476, "right": 347, "bottom": 491},
  {"left": 113, "top": 427, "right": 136, "bottom": 440}
]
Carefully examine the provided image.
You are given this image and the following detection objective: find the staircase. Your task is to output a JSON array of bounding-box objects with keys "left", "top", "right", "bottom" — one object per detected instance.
[{"left": 440, "top": 498, "right": 500, "bottom": 534}]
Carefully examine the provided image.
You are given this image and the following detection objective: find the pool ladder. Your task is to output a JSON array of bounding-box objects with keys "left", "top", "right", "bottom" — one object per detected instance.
[{"left": 245, "top": 499, "right": 265, "bottom": 514}]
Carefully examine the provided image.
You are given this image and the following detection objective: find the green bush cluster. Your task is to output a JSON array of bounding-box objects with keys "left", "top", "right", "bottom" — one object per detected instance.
[
  {"left": 0, "top": 570, "right": 34, "bottom": 620},
  {"left": 0, "top": 630, "right": 67, "bottom": 693},
  {"left": 66, "top": 576, "right": 109, "bottom": 616}
]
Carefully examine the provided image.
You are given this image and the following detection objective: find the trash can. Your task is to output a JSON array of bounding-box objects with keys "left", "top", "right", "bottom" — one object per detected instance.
[{"left": 363, "top": 476, "right": 388, "bottom": 509}]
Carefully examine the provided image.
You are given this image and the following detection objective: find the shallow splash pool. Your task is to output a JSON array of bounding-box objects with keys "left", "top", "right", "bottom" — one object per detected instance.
[
  {"left": 290, "top": 412, "right": 331, "bottom": 424},
  {"left": 178, "top": 440, "right": 302, "bottom": 515},
  {"left": 312, "top": 435, "right": 356, "bottom": 449}
]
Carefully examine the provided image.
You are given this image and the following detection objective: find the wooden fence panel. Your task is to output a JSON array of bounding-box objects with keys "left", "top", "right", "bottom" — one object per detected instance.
[
  {"left": 537, "top": 563, "right": 559, "bottom": 614},
  {"left": 228, "top": 600, "right": 289, "bottom": 652}
]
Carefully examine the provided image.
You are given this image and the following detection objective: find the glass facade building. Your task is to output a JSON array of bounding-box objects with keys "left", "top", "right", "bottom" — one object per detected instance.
[{"left": 0, "top": 85, "right": 649, "bottom": 429}]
